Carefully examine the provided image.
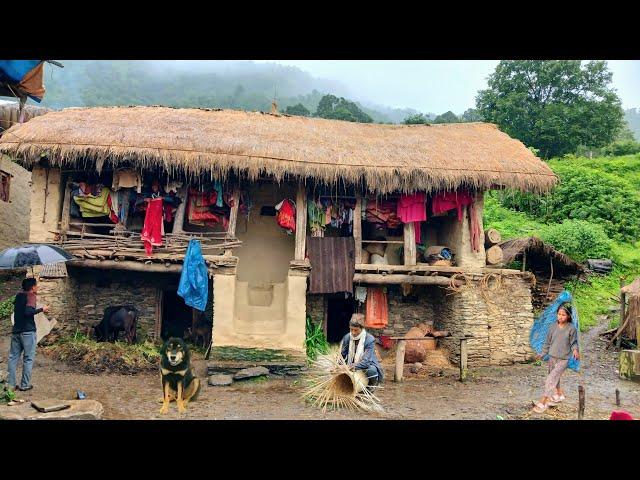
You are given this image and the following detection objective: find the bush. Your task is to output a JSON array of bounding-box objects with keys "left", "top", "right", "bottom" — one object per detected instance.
[
  {"left": 602, "top": 140, "right": 640, "bottom": 156},
  {"left": 497, "top": 161, "right": 640, "bottom": 242},
  {"left": 540, "top": 220, "right": 611, "bottom": 263}
]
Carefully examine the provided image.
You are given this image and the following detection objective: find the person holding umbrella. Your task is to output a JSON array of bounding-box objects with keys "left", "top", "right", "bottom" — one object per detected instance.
[{"left": 6, "top": 277, "right": 49, "bottom": 391}]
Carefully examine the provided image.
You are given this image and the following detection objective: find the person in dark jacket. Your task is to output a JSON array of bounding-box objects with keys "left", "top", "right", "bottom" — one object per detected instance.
[
  {"left": 6, "top": 278, "right": 49, "bottom": 391},
  {"left": 340, "top": 316, "right": 384, "bottom": 386}
]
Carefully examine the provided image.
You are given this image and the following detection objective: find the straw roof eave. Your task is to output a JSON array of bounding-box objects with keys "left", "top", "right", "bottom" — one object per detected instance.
[
  {"left": 499, "top": 237, "right": 582, "bottom": 272},
  {"left": 0, "top": 106, "right": 558, "bottom": 195}
]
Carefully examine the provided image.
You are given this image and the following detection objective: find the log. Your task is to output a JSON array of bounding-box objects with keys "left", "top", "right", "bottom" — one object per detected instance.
[
  {"left": 69, "top": 259, "right": 184, "bottom": 273},
  {"left": 460, "top": 338, "right": 468, "bottom": 382},
  {"left": 484, "top": 228, "right": 501, "bottom": 246},
  {"left": 394, "top": 340, "right": 406, "bottom": 382},
  {"left": 353, "top": 273, "right": 459, "bottom": 286},
  {"left": 294, "top": 184, "right": 307, "bottom": 261},
  {"left": 404, "top": 221, "right": 417, "bottom": 266},
  {"left": 486, "top": 245, "right": 504, "bottom": 265},
  {"left": 615, "top": 388, "right": 620, "bottom": 406},
  {"left": 578, "top": 385, "right": 585, "bottom": 419},
  {"left": 619, "top": 349, "right": 640, "bottom": 382},
  {"left": 353, "top": 196, "right": 362, "bottom": 264}
]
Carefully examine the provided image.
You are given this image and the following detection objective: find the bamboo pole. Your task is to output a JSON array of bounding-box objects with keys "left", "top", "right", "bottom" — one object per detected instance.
[
  {"left": 294, "top": 183, "right": 307, "bottom": 261},
  {"left": 353, "top": 195, "right": 362, "bottom": 264}
]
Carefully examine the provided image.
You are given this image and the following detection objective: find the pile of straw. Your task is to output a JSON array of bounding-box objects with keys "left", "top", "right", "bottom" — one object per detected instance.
[{"left": 302, "top": 347, "right": 383, "bottom": 413}]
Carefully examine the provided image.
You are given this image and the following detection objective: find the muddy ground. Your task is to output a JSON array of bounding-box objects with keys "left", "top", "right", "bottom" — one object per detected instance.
[{"left": 2, "top": 308, "right": 638, "bottom": 420}]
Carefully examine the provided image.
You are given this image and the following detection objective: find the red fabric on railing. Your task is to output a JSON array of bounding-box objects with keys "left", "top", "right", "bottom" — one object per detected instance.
[{"left": 141, "top": 198, "right": 164, "bottom": 256}]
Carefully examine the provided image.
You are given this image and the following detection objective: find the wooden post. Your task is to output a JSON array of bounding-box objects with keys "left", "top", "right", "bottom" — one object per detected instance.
[
  {"left": 617, "top": 277, "right": 626, "bottom": 349},
  {"left": 171, "top": 185, "right": 188, "bottom": 234},
  {"left": 294, "top": 183, "right": 307, "bottom": 261},
  {"left": 394, "top": 340, "right": 406, "bottom": 382},
  {"left": 403, "top": 221, "right": 416, "bottom": 266},
  {"left": 60, "top": 179, "right": 72, "bottom": 240},
  {"left": 615, "top": 388, "right": 620, "bottom": 406},
  {"left": 42, "top": 168, "right": 49, "bottom": 223},
  {"left": 460, "top": 338, "right": 468, "bottom": 382},
  {"left": 353, "top": 195, "right": 362, "bottom": 264},
  {"left": 227, "top": 187, "right": 240, "bottom": 238},
  {"left": 522, "top": 251, "right": 527, "bottom": 272},
  {"left": 578, "top": 385, "right": 585, "bottom": 419}
]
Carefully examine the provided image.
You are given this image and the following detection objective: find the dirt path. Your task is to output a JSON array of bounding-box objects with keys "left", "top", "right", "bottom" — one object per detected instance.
[{"left": 1, "top": 315, "right": 639, "bottom": 420}]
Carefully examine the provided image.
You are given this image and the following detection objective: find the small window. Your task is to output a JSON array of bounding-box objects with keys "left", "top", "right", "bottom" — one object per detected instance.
[{"left": 0, "top": 171, "right": 10, "bottom": 202}]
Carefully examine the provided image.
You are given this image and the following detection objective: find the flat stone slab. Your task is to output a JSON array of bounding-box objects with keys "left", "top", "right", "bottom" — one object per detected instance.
[
  {"left": 233, "top": 366, "right": 270, "bottom": 380},
  {"left": 208, "top": 374, "right": 233, "bottom": 387},
  {"left": 0, "top": 399, "right": 104, "bottom": 420}
]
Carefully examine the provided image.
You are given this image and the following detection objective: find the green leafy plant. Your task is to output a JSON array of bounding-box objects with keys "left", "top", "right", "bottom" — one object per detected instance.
[
  {"left": 0, "top": 296, "right": 14, "bottom": 320},
  {"left": 540, "top": 220, "right": 611, "bottom": 263},
  {"left": 305, "top": 315, "right": 329, "bottom": 361},
  {"left": 2, "top": 385, "right": 16, "bottom": 403}
]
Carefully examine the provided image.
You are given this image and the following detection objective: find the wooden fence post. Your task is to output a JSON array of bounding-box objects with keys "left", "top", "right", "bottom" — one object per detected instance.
[
  {"left": 460, "top": 338, "right": 468, "bottom": 382},
  {"left": 394, "top": 340, "right": 406, "bottom": 382},
  {"left": 578, "top": 385, "right": 585, "bottom": 419}
]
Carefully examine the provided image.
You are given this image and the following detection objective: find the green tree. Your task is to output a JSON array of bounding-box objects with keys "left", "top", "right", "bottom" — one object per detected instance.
[
  {"left": 283, "top": 103, "right": 311, "bottom": 116},
  {"left": 476, "top": 60, "right": 624, "bottom": 158},
  {"left": 432, "top": 111, "right": 460, "bottom": 123},
  {"left": 460, "top": 108, "right": 482, "bottom": 122},
  {"left": 315, "top": 94, "right": 373, "bottom": 123},
  {"left": 402, "top": 113, "right": 430, "bottom": 124}
]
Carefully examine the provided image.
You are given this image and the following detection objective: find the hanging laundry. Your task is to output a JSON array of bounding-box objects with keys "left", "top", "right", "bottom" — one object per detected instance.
[
  {"left": 365, "top": 287, "right": 388, "bottom": 329},
  {"left": 366, "top": 198, "right": 401, "bottom": 228},
  {"left": 112, "top": 170, "right": 142, "bottom": 193},
  {"left": 307, "top": 237, "right": 355, "bottom": 294},
  {"left": 275, "top": 198, "right": 296, "bottom": 234},
  {"left": 398, "top": 192, "right": 426, "bottom": 244},
  {"left": 140, "top": 198, "right": 164, "bottom": 256},
  {"left": 73, "top": 186, "right": 115, "bottom": 219},
  {"left": 177, "top": 239, "right": 209, "bottom": 311},
  {"left": 431, "top": 190, "right": 474, "bottom": 222},
  {"left": 187, "top": 189, "right": 222, "bottom": 227},
  {"left": 214, "top": 180, "right": 224, "bottom": 207}
]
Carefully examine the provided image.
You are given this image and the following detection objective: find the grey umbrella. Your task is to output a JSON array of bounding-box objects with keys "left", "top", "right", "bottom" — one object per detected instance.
[{"left": 0, "top": 244, "right": 74, "bottom": 269}]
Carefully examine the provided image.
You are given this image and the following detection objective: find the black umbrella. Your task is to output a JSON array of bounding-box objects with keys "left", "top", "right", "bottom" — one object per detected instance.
[{"left": 0, "top": 244, "right": 74, "bottom": 270}]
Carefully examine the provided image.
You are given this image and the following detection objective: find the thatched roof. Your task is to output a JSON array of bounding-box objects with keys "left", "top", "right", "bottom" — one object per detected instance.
[
  {"left": 499, "top": 237, "right": 583, "bottom": 275},
  {"left": 0, "top": 105, "right": 557, "bottom": 194},
  {"left": 0, "top": 101, "right": 50, "bottom": 133}
]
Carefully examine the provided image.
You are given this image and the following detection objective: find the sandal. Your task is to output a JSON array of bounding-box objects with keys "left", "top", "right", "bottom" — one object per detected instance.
[{"left": 532, "top": 402, "right": 548, "bottom": 413}]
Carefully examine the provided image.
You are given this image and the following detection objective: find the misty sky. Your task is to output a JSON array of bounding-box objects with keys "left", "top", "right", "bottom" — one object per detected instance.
[{"left": 254, "top": 60, "right": 640, "bottom": 113}]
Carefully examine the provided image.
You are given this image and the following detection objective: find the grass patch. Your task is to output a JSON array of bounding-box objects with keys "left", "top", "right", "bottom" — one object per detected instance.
[
  {"left": 0, "top": 295, "right": 14, "bottom": 321},
  {"left": 42, "top": 331, "right": 160, "bottom": 374}
]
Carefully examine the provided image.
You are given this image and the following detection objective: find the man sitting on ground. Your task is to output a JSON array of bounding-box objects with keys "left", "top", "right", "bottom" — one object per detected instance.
[{"left": 340, "top": 317, "right": 384, "bottom": 386}]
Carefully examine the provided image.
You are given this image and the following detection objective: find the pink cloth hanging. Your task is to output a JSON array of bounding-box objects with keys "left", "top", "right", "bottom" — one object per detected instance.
[
  {"left": 398, "top": 193, "right": 426, "bottom": 244},
  {"left": 432, "top": 190, "right": 474, "bottom": 222}
]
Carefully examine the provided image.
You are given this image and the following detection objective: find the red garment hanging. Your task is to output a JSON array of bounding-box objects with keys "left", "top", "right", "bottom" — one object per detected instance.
[
  {"left": 432, "top": 190, "right": 473, "bottom": 222},
  {"left": 365, "top": 287, "right": 388, "bottom": 328},
  {"left": 141, "top": 198, "right": 164, "bottom": 256}
]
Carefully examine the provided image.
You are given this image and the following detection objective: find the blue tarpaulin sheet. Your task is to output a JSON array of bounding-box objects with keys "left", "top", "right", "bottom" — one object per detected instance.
[
  {"left": 177, "top": 239, "right": 209, "bottom": 312},
  {"left": 0, "top": 60, "right": 41, "bottom": 83},
  {"left": 529, "top": 290, "right": 581, "bottom": 372}
]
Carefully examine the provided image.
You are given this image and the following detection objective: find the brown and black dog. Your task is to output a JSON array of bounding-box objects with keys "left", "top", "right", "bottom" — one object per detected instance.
[{"left": 159, "top": 337, "right": 201, "bottom": 414}]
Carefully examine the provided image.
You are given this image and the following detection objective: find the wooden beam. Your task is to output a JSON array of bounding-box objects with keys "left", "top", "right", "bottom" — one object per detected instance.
[
  {"left": 353, "top": 195, "right": 362, "bottom": 264},
  {"left": 394, "top": 340, "right": 406, "bottom": 382},
  {"left": 353, "top": 273, "right": 458, "bottom": 286},
  {"left": 60, "top": 179, "right": 72, "bottom": 239},
  {"left": 69, "top": 259, "right": 183, "bottom": 273},
  {"left": 294, "top": 183, "right": 307, "bottom": 261},
  {"left": 404, "top": 221, "right": 416, "bottom": 266}
]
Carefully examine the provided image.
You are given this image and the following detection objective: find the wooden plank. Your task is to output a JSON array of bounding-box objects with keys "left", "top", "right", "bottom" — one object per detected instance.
[
  {"left": 171, "top": 186, "right": 188, "bottom": 234},
  {"left": 294, "top": 183, "right": 307, "bottom": 261},
  {"left": 459, "top": 338, "right": 468, "bottom": 382},
  {"left": 394, "top": 340, "right": 406, "bottom": 382},
  {"left": 362, "top": 240, "right": 404, "bottom": 244},
  {"left": 404, "top": 220, "right": 416, "bottom": 266},
  {"left": 353, "top": 273, "right": 457, "bottom": 286},
  {"left": 69, "top": 259, "right": 184, "bottom": 273},
  {"left": 578, "top": 385, "right": 585, "bottom": 419},
  {"left": 60, "top": 179, "right": 72, "bottom": 239},
  {"left": 353, "top": 195, "right": 362, "bottom": 264}
]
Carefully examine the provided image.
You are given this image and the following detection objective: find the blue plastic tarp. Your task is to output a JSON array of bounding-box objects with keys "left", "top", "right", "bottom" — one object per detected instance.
[
  {"left": 0, "top": 60, "right": 41, "bottom": 83},
  {"left": 529, "top": 290, "right": 581, "bottom": 372},
  {"left": 177, "top": 239, "right": 209, "bottom": 312}
]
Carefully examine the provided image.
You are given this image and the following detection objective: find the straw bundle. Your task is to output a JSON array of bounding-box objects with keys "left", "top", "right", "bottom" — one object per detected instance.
[{"left": 302, "top": 347, "right": 383, "bottom": 413}]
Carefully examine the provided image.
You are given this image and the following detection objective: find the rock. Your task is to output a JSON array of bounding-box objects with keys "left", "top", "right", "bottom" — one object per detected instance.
[
  {"left": 233, "top": 366, "right": 270, "bottom": 380},
  {"left": 208, "top": 374, "right": 233, "bottom": 387},
  {"left": 410, "top": 362, "right": 423, "bottom": 374},
  {"left": 0, "top": 399, "right": 103, "bottom": 420}
]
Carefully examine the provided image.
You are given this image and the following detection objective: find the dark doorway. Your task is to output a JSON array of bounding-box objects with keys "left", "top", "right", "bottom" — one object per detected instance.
[
  {"left": 161, "top": 289, "right": 193, "bottom": 340},
  {"left": 326, "top": 295, "right": 354, "bottom": 344}
]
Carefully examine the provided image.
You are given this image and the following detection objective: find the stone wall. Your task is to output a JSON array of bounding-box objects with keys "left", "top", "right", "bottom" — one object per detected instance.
[{"left": 0, "top": 155, "right": 31, "bottom": 250}]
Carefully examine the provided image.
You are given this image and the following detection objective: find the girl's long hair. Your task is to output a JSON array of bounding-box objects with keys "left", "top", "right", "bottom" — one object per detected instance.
[{"left": 557, "top": 304, "right": 573, "bottom": 323}]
